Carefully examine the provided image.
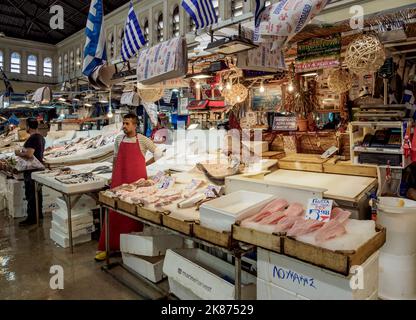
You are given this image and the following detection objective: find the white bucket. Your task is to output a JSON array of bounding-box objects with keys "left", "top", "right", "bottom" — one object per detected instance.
[
  {"left": 379, "top": 252, "right": 416, "bottom": 300},
  {"left": 377, "top": 197, "right": 416, "bottom": 256}
]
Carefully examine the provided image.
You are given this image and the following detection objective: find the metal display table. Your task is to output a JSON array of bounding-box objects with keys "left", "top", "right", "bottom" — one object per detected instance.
[{"left": 99, "top": 203, "right": 255, "bottom": 300}]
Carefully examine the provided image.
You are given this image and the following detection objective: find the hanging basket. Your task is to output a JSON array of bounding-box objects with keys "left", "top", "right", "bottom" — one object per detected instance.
[
  {"left": 137, "top": 88, "right": 164, "bottom": 103},
  {"left": 223, "top": 83, "right": 248, "bottom": 106},
  {"left": 345, "top": 34, "right": 386, "bottom": 75},
  {"left": 327, "top": 69, "right": 354, "bottom": 94}
]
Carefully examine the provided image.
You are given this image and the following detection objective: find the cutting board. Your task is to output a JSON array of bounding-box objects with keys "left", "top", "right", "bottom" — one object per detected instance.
[{"left": 264, "top": 170, "right": 376, "bottom": 201}]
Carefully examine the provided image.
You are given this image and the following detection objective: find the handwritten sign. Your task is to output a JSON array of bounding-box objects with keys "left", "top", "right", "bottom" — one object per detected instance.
[
  {"left": 272, "top": 266, "right": 317, "bottom": 289},
  {"left": 163, "top": 89, "right": 173, "bottom": 103},
  {"left": 272, "top": 116, "right": 298, "bottom": 131},
  {"left": 305, "top": 199, "right": 333, "bottom": 222}
]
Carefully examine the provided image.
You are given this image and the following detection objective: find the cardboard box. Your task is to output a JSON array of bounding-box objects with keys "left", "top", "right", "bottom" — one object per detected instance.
[
  {"left": 122, "top": 253, "right": 165, "bottom": 283},
  {"left": 120, "top": 227, "right": 183, "bottom": 257},
  {"left": 257, "top": 248, "right": 379, "bottom": 300},
  {"left": 163, "top": 248, "right": 256, "bottom": 300}
]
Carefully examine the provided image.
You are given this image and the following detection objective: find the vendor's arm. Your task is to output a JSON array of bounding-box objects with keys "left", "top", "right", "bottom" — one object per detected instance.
[
  {"left": 15, "top": 147, "right": 35, "bottom": 159},
  {"left": 141, "top": 135, "right": 164, "bottom": 166},
  {"left": 113, "top": 134, "right": 122, "bottom": 167}
]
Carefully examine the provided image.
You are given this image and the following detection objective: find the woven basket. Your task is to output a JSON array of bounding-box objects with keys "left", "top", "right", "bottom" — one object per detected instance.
[{"left": 138, "top": 88, "right": 164, "bottom": 103}]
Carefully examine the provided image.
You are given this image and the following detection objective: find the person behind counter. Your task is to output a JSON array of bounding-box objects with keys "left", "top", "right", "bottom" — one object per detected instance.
[
  {"left": 15, "top": 118, "right": 45, "bottom": 226},
  {"left": 95, "top": 113, "right": 163, "bottom": 261}
]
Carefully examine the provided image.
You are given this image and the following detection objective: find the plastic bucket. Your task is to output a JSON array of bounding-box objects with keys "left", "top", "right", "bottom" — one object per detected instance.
[
  {"left": 379, "top": 252, "right": 416, "bottom": 300},
  {"left": 377, "top": 197, "right": 416, "bottom": 256}
]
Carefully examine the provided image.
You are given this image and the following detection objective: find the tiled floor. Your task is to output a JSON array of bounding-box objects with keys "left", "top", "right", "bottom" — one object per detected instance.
[{"left": 0, "top": 212, "right": 142, "bottom": 300}]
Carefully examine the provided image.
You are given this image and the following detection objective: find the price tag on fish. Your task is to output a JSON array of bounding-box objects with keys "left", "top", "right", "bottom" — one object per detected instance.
[
  {"left": 204, "top": 185, "right": 222, "bottom": 198},
  {"left": 305, "top": 199, "right": 333, "bottom": 222}
]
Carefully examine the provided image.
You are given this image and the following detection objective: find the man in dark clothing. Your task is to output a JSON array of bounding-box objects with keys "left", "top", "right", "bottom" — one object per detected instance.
[{"left": 15, "top": 118, "right": 45, "bottom": 226}]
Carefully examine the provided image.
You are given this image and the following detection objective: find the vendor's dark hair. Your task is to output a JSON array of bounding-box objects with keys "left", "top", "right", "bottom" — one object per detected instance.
[
  {"left": 124, "top": 113, "right": 138, "bottom": 124},
  {"left": 27, "top": 117, "right": 39, "bottom": 130}
]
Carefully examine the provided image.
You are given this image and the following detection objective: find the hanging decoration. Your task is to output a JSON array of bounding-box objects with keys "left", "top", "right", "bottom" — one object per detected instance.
[
  {"left": 222, "top": 82, "right": 249, "bottom": 106},
  {"left": 344, "top": 34, "right": 386, "bottom": 75},
  {"left": 137, "top": 88, "right": 164, "bottom": 103},
  {"left": 327, "top": 69, "right": 354, "bottom": 94}
]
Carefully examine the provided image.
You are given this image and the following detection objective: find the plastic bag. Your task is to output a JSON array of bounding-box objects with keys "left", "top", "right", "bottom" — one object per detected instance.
[{"left": 15, "top": 156, "right": 45, "bottom": 172}]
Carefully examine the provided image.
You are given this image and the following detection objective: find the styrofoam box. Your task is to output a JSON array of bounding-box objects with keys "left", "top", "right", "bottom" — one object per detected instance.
[
  {"left": 55, "top": 196, "right": 97, "bottom": 214},
  {"left": 52, "top": 209, "right": 93, "bottom": 227},
  {"left": 257, "top": 278, "right": 309, "bottom": 300},
  {"left": 7, "top": 199, "right": 27, "bottom": 218},
  {"left": 168, "top": 278, "right": 201, "bottom": 300},
  {"left": 257, "top": 248, "right": 379, "bottom": 300},
  {"left": 0, "top": 192, "right": 6, "bottom": 212},
  {"left": 120, "top": 227, "right": 184, "bottom": 257},
  {"left": 122, "top": 253, "right": 165, "bottom": 283},
  {"left": 163, "top": 248, "right": 256, "bottom": 300},
  {"left": 199, "top": 191, "right": 275, "bottom": 232},
  {"left": 51, "top": 220, "right": 94, "bottom": 238},
  {"left": 7, "top": 179, "right": 25, "bottom": 197},
  {"left": 50, "top": 228, "right": 91, "bottom": 248}
]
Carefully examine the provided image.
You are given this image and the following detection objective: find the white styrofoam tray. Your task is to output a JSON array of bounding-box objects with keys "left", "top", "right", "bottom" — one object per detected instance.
[
  {"left": 163, "top": 248, "right": 256, "bottom": 300},
  {"left": 257, "top": 248, "right": 379, "bottom": 300},
  {"left": 122, "top": 253, "right": 165, "bottom": 283},
  {"left": 49, "top": 228, "right": 91, "bottom": 248},
  {"left": 199, "top": 190, "right": 275, "bottom": 232},
  {"left": 120, "top": 227, "right": 183, "bottom": 257}
]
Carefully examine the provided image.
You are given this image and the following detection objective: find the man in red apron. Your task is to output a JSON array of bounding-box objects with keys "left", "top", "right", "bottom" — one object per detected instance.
[{"left": 95, "top": 113, "right": 157, "bottom": 261}]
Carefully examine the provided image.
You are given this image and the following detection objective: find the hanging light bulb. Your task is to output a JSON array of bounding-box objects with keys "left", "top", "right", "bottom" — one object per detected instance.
[
  {"left": 218, "top": 83, "right": 224, "bottom": 91},
  {"left": 226, "top": 81, "right": 232, "bottom": 90},
  {"left": 259, "top": 81, "right": 265, "bottom": 93},
  {"left": 195, "top": 82, "right": 201, "bottom": 89},
  {"left": 237, "top": 95, "right": 241, "bottom": 102},
  {"left": 107, "top": 108, "right": 113, "bottom": 118},
  {"left": 288, "top": 83, "right": 294, "bottom": 93}
]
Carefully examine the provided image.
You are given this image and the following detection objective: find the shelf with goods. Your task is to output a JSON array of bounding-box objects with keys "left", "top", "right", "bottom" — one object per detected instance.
[{"left": 349, "top": 120, "right": 414, "bottom": 169}]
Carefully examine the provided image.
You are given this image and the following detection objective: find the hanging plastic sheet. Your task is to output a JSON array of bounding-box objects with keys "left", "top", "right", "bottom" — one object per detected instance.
[{"left": 32, "top": 86, "right": 52, "bottom": 104}]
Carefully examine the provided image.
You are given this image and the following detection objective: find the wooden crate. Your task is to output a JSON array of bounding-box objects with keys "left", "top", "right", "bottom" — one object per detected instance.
[
  {"left": 98, "top": 192, "right": 116, "bottom": 209},
  {"left": 323, "top": 159, "right": 377, "bottom": 177},
  {"left": 137, "top": 206, "right": 163, "bottom": 225},
  {"left": 116, "top": 199, "right": 137, "bottom": 215},
  {"left": 162, "top": 215, "right": 194, "bottom": 235},
  {"left": 262, "top": 151, "right": 286, "bottom": 160},
  {"left": 193, "top": 224, "right": 235, "bottom": 249},
  {"left": 278, "top": 153, "right": 329, "bottom": 173},
  {"left": 283, "top": 226, "right": 386, "bottom": 275},
  {"left": 233, "top": 224, "right": 283, "bottom": 253}
]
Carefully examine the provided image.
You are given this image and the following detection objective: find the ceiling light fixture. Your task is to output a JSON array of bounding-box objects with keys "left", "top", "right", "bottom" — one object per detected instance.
[
  {"left": 259, "top": 81, "right": 265, "bottom": 93},
  {"left": 205, "top": 25, "right": 258, "bottom": 55}
]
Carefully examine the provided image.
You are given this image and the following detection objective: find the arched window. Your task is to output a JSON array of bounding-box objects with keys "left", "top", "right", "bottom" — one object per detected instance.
[
  {"left": 10, "top": 52, "right": 21, "bottom": 73},
  {"left": 265, "top": 0, "right": 271, "bottom": 6},
  {"left": 157, "top": 13, "right": 164, "bottom": 43},
  {"left": 107, "top": 32, "right": 114, "bottom": 60},
  {"left": 64, "top": 53, "right": 68, "bottom": 75},
  {"left": 0, "top": 51, "right": 3, "bottom": 68},
  {"left": 143, "top": 19, "right": 149, "bottom": 45},
  {"left": 70, "top": 51, "right": 74, "bottom": 72},
  {"left": 58, "top": 56, "right": 62, "bottom": 76},
  {"left": 172, "top": 6, "right": 180, "bottom": 38},
  {"left": 27, "top": 55, "right": 37, "bottom": 75},
  {"left": 76, "top": 48, "right": 81, "bottom": 69},
  {"left": 43, "top": 57, "right": 52, "bottom": 77},
  {"left": 231, "top": 0, "right": 244, "bottom": 17}
]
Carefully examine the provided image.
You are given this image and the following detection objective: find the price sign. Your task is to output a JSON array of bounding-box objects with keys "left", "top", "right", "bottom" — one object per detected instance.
[
  {"left": 163, "top": 90, "right": 173, "bottom": 103},
  {"left": 272, "top": 116, "right": 298, "bottom": 131},
  {"left": 305, "top": 199, "right": 333, "bottom": 222}
]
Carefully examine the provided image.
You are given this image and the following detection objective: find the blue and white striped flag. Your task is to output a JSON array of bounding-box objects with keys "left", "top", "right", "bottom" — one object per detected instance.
[
  {"left": 255, "top": 0, "right": 266, "bottom": 28},
  {"left": 182, "top": 0, "right": 218, "bottom": 30},
  {"left": 121, "top": 2, "right": 147, "bottom": 61},
  {"left": 83, "top": 0, "right": 107, "bottom": 77}
]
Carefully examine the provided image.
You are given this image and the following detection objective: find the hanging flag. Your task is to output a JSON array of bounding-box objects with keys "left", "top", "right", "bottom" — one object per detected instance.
[
  {"left": 255, "top": 0, "right": 267, "bottom": 28},
  {"left": 182, "top": 0, "right": 218, "bottom": 30},
  {"left": 121, "top": 1, "right": 147, "bottom": 61},
  {"left": 83, "top": 0, "right": 107, "bottom": 77},
  {"left": 0, "top": 66, "right": 14, "bottom": 97}
]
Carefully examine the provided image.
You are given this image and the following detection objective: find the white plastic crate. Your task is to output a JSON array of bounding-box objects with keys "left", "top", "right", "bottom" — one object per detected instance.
[
  {"left": 257, "top": 248, "right": 379, "bottom": 300},
  {"left": 120, "top": 227, "right": 183, "bottom": 257},
  {"left": 163, "top": 248, "right": 256, "bottom": 300},
  {"left": 199, "top": 191, "right": 275, "bottom": 232},
  {"left": 122, "top": 253, "right": 165, "bottom": 283}
]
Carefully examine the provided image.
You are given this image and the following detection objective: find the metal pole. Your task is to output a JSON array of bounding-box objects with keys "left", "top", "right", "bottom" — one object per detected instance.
[
  {"left": 34, "top": 181, "right": 40, "bottom": 227},
  {"left": 234, "top": 251, "right": 242, "bottom": 300},
  {"left": 105, "top": 206, "right": 110, "bottom": 266},
  {"left": 64, "top": 194, "right": 74, "bottom": 254}
]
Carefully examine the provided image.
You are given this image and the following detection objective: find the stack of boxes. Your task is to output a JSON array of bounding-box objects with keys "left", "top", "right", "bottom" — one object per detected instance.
[
  {"left": 6, "top": 179, "right": 27, "bottom": 218},
  {"left": 50, "top": 195, "right": 97, "bottom": 248},
  {"left": 120, "top": 227, "right": 184, "bottom": 283}
]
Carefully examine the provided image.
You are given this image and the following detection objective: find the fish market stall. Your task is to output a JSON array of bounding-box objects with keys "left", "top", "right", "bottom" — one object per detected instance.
[{"left": 32, "top": 162, "right": 112, "bottom": 252}]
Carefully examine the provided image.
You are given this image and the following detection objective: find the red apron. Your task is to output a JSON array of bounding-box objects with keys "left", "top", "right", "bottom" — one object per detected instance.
[{"left": 98, "top": 135, "right": 146, "bottom": 251}]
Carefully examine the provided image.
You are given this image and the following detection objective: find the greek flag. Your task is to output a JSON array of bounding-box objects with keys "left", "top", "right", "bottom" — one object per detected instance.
[
  {"left": 182, "top": 0, "right": 218, "bottom": 30},
  {"left": 121, "top": 2, "right": 147, "bottom": 61},
  {"left": 255, "top": 0, "right": 267, "bottom": 28},
  {"left": 83, "top": 0, "right": 107, "bottom": 77}
]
